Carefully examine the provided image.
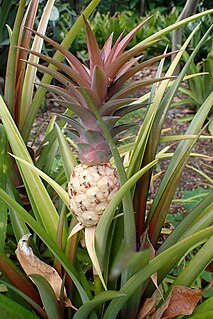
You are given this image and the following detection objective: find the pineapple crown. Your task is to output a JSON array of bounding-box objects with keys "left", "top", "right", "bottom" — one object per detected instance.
[{"left": 22, "top": 17, "right": 173, "bottom": 165}]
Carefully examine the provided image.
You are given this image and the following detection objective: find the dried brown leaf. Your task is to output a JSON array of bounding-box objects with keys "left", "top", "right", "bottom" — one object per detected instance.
[
  {"left": 150, "top": 297, "right": 171, "bottom": 319},
  {"left": 15, "top": 233, "right": 76, "bottom": 309},
  {"left": 162, "top": 286, "right": 202, "bottom": 318},
  {"left": 137, "top": 298, "right": 156, "bottom": 319},
  {"left": 150, "top": 285, "right": 202, "bottom": 319},
  {"left": 144, "top": 234, "right": 163, "bottom": 299}
]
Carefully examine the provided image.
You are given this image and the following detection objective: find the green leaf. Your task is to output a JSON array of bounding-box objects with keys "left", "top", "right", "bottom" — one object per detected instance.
[
  {"left": 0, "top": 125, "right": 8, "bottom": 251},
  {"left": 7, "top": 181, "right": 29, "bottom": 241},
  {"left": 30, "top": 274, "right": 62, "bottom": 319},
  {"left": 138, "top": 9, "right": 213, "bottom": 47},
  {"left": 0, "top": 251, "right": 40, "bottom": 304},
  {"left": 181, "top": 187, "right": 211, "bottom": 210},
  {"left": 1, "top": 280, "right": 46, "bottom": 318},
  {"left": 103, "top": 227, "right": 213, "bottom": 319},
  {"left": 0, "top": 96, "right": 59, "bottom": 240},
  {"left": 10, "top": 154, "right": 70, "bottom": 209},
  {"left": 0, "top": 293, "right": 39, "bottom": 319},
  {"left": 85, "top": 227, "right": 107, "bottom": 291},
  {"left": 144, "top": 25, "right": 213, "bottom": 245},
  {"left": 73, "top": 291, "right": 125, "bottom": 319},
  {"left": 96, "top": 160, "right": 158, "bottom": 264},
  {"left": 0, "top": 187, "right": 89, "bottom": 304},
  {"left": 55, "top": 123, "right": 76, "bottom": 180},
  {"left": 163, "top": 235, "right": 213, "bottom": 298},
  {"left": 159, "top": 190, "right": 213, "bottom": 253},
  {"left": 19, "top": 0, "right": 55, "bottom": 128},
  {"left": 149, "top": 90, "right": 213, "bottom": 245}
]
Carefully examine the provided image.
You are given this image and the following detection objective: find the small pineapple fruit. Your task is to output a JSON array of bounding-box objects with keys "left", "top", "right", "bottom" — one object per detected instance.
[
  {"left": 25, "top": 16, "right": 173, "bottom": 228},
  {"left": 69, "top": 164, "right": 119, "bottom": 227}
]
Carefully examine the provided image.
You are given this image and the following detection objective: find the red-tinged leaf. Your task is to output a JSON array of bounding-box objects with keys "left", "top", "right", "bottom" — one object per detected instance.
[
  {"left": 77, "top": 87, "right": 102, "bottom": 109},
  {"left": 37, "top": 83, "right": 86, "bottom": 108},
  {"left": 101, "top": 32, "right": 114, "bottom": 62},
  {"left": 112, "top": 51, "right": 178, "bottom": 92},
  {"left": 25, "top": 60, "right": 88, "bottom": 107},
  {"left": 25, "top": 27, "right": 91, "bottom": 83},
  {"left": 100, "top": 98, "right": 137, "bottom": 116},
  {"left": 26, "top": 60, "right": 77, "bottom": 87},
  {"left": 91, "top": 65, "right": 108, "bottom": 101},
  {"left": 104, "top": 30, "right": 125, "bottom": 70},
  {"left": 115, "top": 55, "right": 143, "bottom": 81},
  {"left": 137, "top": 298, "right": 156, "bottom": 319},
  {"left": 114, "top": 103, "right": 148, "bottom": 117},
  {"left": 113, "top": 16, "right": 153, "bottom": 59},
  {"left": 53, "top": 99, "right": 96, "bottom": 128},
  {"left": 0, "top": 252, "right": 41, "bottom": 305},
  {"left": 19, "top": 47, "right": 90, "bottom": 88},
  {"left": 151, "top": 286, "right": 202, "bottom": 319},
  {"left": 83, "top": 16, "right": 103, "bottom": 73},
  {"left": 14, "top": 1, "right": 40, "bottom": 122},
  {"left": 107, "top": 41, "right": 158, "bottom": 81},
  {"left": 16, "top": 1, "right": 39, "bottom": 81},
  {"left": 109, "top": 77, "right": 173, "bottom": 99}
]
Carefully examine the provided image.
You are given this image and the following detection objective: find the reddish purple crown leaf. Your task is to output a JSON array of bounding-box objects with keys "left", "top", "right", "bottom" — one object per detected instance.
[
  {"left": 19, "top": 47, "right": 90, "bottom": 88},
  {"left": 101, "top": 32, "right": 114, "bottom": 63},
  {"left": 25, "top": 27, "right": 91, "bottom": 82},
  {"left": 38, "top": 82, "right": 85, "bottom": 107},
  {"left": 106, "top": 41, "right": 158, "bottom": 80},
  {"left": 53, "top": 99, "right": 96, "bottom": 128},
  {"left": 114, "top": 55, "right": 143, "bottom": 81},
  {"left": 100, "top": 98, "right": 136, "bottom": 116},
  {"left": 91, "top": 65, "right": 108, "bottom": 102},
  {"left": 109, "top": 77, "right": 173, "bottom": 99},
  {"left": 113, "top": 16, "right": 152, "bottom": 60},
  {"left": 83, "top": 16, "right": 103, "bottom": 73},
  {"left": 77, "top": 87, "right": 102, "bottom": 109},
  {"left": 111, "top": 51, "right": 177, "bottom": 93},
  {"left": 104, "top": 30, "right": 125, "bottom": 70}
]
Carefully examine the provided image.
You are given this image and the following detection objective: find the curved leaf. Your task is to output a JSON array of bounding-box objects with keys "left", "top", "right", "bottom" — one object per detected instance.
[
  {"left": 0, "top": 187, "right": 89, "bottom": 304},
  {"left": 0, "top": 96, "right": 59, "bottom": 240},
  {"left": 103, "top": 227, "right": 213, "bottom": 319},
  {"left": 96, "top": 160, "right": 158, "bottom": 263},
  {"left": 0, "top": 125, "right": 8, "bottom": 251},
  {"left": 73, "top": 291, "right": 125, "bottom": 319},
  {"left": 0, "top": 293, "right": 39, "bottom": 319},
  {"left": 10, "top": 154, "right": 70, "bottom": 208},
  {"left": 30, "top": 274, "right": 63, "bottom": 319}
]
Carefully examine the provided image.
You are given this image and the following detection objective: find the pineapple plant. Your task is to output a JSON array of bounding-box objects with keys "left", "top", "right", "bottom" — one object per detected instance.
[
  {"left": 20, "top": 16, "right": 174, "bottom": 288},
  {"left": 22, "top": 16, "right": 173, "bottom": 228}
]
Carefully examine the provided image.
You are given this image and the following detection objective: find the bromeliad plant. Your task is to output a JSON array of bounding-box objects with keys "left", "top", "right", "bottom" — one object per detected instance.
[{"left": 0, "top": 1, "right": 213, "bottom": 318}]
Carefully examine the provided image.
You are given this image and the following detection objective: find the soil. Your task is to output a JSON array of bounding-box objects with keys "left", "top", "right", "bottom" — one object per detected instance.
[{"left": 30, "top": 68, "right": 213, "bottom": 215}]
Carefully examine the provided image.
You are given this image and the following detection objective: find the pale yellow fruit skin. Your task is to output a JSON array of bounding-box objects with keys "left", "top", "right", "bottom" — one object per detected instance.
[{"left": 68, "top": 163, "right": 119, "bottom": 227}]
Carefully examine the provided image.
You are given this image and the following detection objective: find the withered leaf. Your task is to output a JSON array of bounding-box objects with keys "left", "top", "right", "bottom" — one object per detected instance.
[
  {"left": 162, "top": 286, "right": 202, "bottom": 318},
  {"left": 142, "top": 231, "right": 162, "bottom": 298},
  {"left": 137, "top": 298, "right": 156, "bottom": 319},
  {"left": 15, "top": 233, "right": 76, "bottom": 309},
  {"left": 150, "top": 285, "right": 202, "bottom": 319}
]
